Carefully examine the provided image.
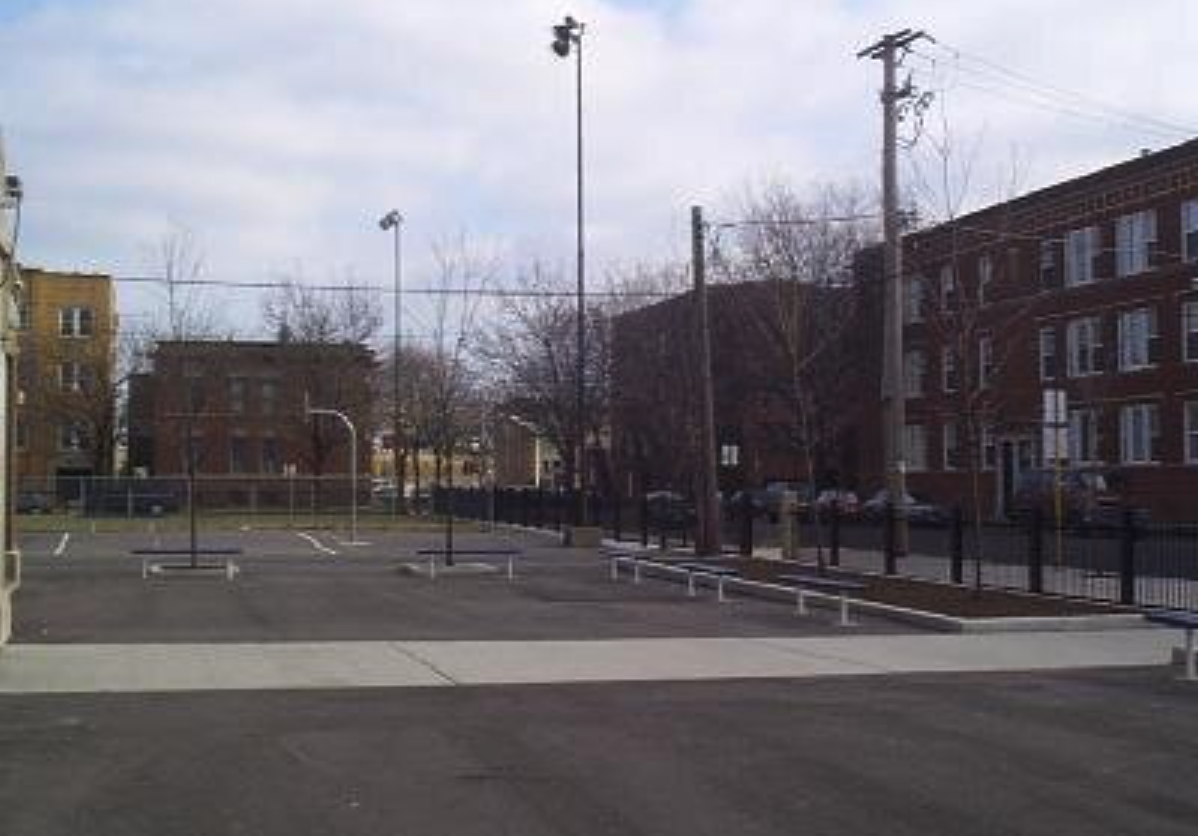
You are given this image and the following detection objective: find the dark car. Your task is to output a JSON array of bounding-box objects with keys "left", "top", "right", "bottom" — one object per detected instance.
[
  {"left": 15, "top": 490, "right": 54, "bottom": 515},
  {"left": 1011, "top": 468, "right": 1147, "bottom": 527},
  {"left": 861, "top": 489, "right": 949, "bottom": 525},
  {"left": 645, "top": 490, "right": 695, "bottom": 529},
  {"left": 85, "top": 480, "right": 181, "bottom": 516},
  {"left": 728, "top": 482, "right": 811, "bottom": 523}
]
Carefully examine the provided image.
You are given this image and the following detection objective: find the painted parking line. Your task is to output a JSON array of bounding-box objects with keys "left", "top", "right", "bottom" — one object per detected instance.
[
  {"left": 296, "top": 531, "right": 338, "bottom": 556},
  {"left": 53, "top": 532, "right": 70, "bottom": 557}
]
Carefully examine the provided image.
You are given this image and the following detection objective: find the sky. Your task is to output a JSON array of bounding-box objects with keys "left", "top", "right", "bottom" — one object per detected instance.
[{"left": 1, "top": 0, "right": 1196, "bottom": 337}]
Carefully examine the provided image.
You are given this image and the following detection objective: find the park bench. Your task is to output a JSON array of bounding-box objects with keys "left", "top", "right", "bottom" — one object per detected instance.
[
  {"left": 131, "top": 547, "right": 243, "bottom": 580},
  {"left": 1145, "top": 609, "right": 1198, "bottom": 681},
  {"left": 675, "top": 562, "right": 740, "bottom": 602},
  {"left": 777, "top": 572, "right": 866, "bottom": 626},
  {"left": 415, "top": 548, "right": 523, "bottom": 581}
]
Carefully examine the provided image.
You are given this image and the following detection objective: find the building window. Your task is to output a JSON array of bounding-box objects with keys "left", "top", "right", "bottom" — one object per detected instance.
[
  {"left": 184, "top": 433, "right": 204, "bottom": 471},
  {"left": 229, "top": 377, "right": 248, "bottom": 415},
  {"left": 977, "top": 255, "right": 993, "bottom": 306},
  {"left": 262, "top": 435, "right": 281, "bottom": 474},
  {"left": 941, "top": 347, "right": 958, "bottom": 394},
  {"left": 1120, "top": 403, "right": 1160, "bottom": 464},
  {"left": 1117, "top": 307, "right": 1159, "bottom": 371},
  {"left": 1066, "top": 316, "right": 1104, "bottom": 378},
  {"left": 1039, "top": 327, "right": 1057, "bottom": 381},
  {"left": 15, "top": 416, "right": 28, "bottom": 451},
  {"left": 1115, "top": 210, "right": 1156, "bottom": 277},
  {"left": 1064, "top": 227, "right": 1099, "bottom": 286},
  {"left": 1069, "top": 408, "right": 1101, "bottom": 465},
  {"left": 16, "top": 299, "right": 30, "bottom": 330},
  {"left": 58, "top": 361, "right": 91, "bottom": 393},
  {"left": 58, "top": 422, "right": 89, "bottom": 452},
  {"left": 58, "top": 306, "right": 95, "bottom": 338},
  {"left": 981, "top": 426, "right": 997, "bottom": 471},
  {"left": 1186, "top": 402, "right": 1198, "bottom": 464},
  {"left": 229, "top": 435, "right": 251, "bottom": 474},
  {"left": 904, "top": 424, "right": 927, "bottom": 472},
  {"left": 719, "top": 443, "right": 740, "bottom": 467},
  {"left": 260, "top": 379, "right": 279, "bottom": 417},
  {"left": 1183, "top": 300, "right": 1198, "bottom": 363},
  {"left": 1184, "top": 200, "right": 1198, "bottom": 264},
  {"left": 904, "top": 350, "right": 926, "bottom": 398},
  {"left": 942, "top": 421, "right": 960, "bottom": 471},
  {"left": 1039, "top": 240, "right": 1057, "bottom": 288},
  {"left": 978, "top": 335, "right": 994, "bottom": 389},
  {"left": 939, "top": 265, "right": 957, "bottom": 312},
  {"left": 903, "top": 276, "right": 924, "bottom": 325}
]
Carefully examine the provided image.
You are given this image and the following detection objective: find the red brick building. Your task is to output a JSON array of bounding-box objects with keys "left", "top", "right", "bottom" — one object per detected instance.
[
  {"left": 899, "top": 140, "right": 1198, "bottom": 520},
  {"left": 128, "top": 340, "right": 376, "bottom": 480}
]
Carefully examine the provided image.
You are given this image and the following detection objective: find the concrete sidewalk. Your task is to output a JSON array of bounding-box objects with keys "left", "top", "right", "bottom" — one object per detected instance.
[{"left": 0, "top": 629, "right": 1178, "bottom": 694}]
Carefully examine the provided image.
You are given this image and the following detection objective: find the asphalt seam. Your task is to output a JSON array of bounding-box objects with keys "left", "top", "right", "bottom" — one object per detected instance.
[{"left": 386, "top": 642, "right": 461, "bottom": 686}]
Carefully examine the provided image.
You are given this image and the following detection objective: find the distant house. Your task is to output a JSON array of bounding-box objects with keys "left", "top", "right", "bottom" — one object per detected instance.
[
  {"left": 127, "top": 340, "right": 376, "bottom": 481},
  {"left": 492, "top": 414, "right": 561, "bottom": 488}
]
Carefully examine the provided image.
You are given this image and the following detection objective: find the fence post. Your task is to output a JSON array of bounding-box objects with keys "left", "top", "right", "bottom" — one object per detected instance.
[
  {"left": 1119, "top": 508, "right": 1138, "bottom": 606},
  {"left": 738, "top": 497, "right": 753, "bottom": 557},
  {"left": 1028, "top": 508, "right": 1044, "bottom": 595},
  {"left": 829, "top": 501, "right": 841, "bottom": 567},
  {"left": 640, "top": 495, "right": 650, "bottom": 547},
  {"left": 950, "top": 505, "right": 964, "bottom": 585},
  {"left": 536, "top": 487, "right": 545, "bottom": 528},
  {"left": 612, "top": 496, "right": 622, "bottom": 542},
  {"left": 883, "top": 502, "right": 897, "bottom": 575}
]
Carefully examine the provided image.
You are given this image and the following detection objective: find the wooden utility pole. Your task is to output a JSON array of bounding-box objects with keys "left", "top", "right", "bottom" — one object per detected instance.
[
  {"left": 859, "top": 29, "right": 928, "bottom": 557},
  {"left": 692, "top": 206, "right": 722, "bottom": 556}
]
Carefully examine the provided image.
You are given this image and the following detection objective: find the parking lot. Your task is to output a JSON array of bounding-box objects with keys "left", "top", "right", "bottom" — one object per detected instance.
[{"left": 1, "top": 522, "right": 1195, "bottom": 836}]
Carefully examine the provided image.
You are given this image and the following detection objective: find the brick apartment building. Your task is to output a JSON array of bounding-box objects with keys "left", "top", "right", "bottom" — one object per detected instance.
[
  {"left": 128, "top": 340, "right": 376, "bottom": 485},
  {"left": 14, "top": 268, "right": 118, "bottom": 492},
  {"left": 610, "top": 279, "right": 882, "bottom": 499},
  {"left": 898, "top": 139, "right": 1198, "bottom": 521}
]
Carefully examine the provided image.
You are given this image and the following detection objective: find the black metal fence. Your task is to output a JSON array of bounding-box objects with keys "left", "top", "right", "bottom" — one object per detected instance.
[{"left": 438, "top": 486, "right": 1198, "bottom": 613}]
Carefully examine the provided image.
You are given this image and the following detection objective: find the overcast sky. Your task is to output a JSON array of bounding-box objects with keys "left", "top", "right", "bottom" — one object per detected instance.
[{"left": 2, "top": 0, "right": 1195, "bottom": 335}]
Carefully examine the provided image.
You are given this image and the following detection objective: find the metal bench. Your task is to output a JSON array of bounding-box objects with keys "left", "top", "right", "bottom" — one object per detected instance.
[
  {"left": 1145, "top": 610, "right": 1198, "bottom": 681},
  {"left": 131, "top": 547, "right": 243, "bottom": 580},
  {"left": 415, "top": 548, "right": 523, "bottom": 581},
  {"left": 675, "top": 562, "right": 740, "bottom": 602},
  {"left": 777, "top": 572, "right": 866, "bottom": 626}
]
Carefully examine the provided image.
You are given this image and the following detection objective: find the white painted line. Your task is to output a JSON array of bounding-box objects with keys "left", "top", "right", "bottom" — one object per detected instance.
[
  {"left": 334, "top": 537, "right": 372, "bottom": 548},
  {"left": 296, "top": 531, "right": 337, "bottom": 556},
  {"left": 53, "top": 532, "right": 70, "bottom": 557}
]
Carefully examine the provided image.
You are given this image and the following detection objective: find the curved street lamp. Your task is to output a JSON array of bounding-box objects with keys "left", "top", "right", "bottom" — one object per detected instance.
[{"left": 550, "top": 15, "right": 588, "bottom": 528}]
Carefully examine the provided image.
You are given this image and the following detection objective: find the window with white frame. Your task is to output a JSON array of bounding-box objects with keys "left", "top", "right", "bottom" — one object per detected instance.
[
  {"left": 1115, "top": 210, "right": 1157, "bottom": 277},
  {"left": 942, "top": 421, "right": 960, "bottom": 471},
  {"left": 1068, "top": 407, "right": 1101, "bottom": 464},
  {"left": 58, "top": 306, "right": 95, "bottom": 338},
  {"left": 903, "top": 276, "right": 924, "bottom": 325},
  {"left": 1186, "top": 402, "right": 1198, "bottom": 464},
  {"left": 58, "top": 422, "right": 89, "bottom": 452},
  {"left": 719, "top": 443, "right": 740, "bottom": 467},
  {"left": 1120, "top": 403, "right": 1160, "bottom": 464},
  {"left": 977, "top": 255, "right": 993, "bottom": 306},
  {"left": 229, "top": 377, "right": 248, "bottom": 415},
  {"left": 939, "top": 265, "right": 957, "bottom": 311},
  {"left": 978, "top": 335, "right": 994, "bottom": 389},
  {"left": 1184, "top": 200, "right": 1198, "bottom": 263},
  {"left": 1038, "top": 327, "right": 1057, "bottom": 381},
  {"left": 1118, "top": 307, "right": 1158, "bottom": 371},
  {"left": 904, "top": 424, "right": 928, "bottom": 472},
  {"left": 1066, "top": 316, "right": 1104, "bottom": 377},
  {"left": 904, "top": 350, "right": 926, "bottom": 398},
  {"left": 941, "top": 347, "right": 958, "bottom": 393},
  {"left": 1039, "top": 240, "right": 1057, "bottom": 288},
  {"left": 1183, "top": 300, "right": 1198, "bottom": 362},
  {"left": 58, "top": 361, "right": 86, "bottom": 393},
  {"left": 981, "top": 426, "right": 996, "bottom": 471},
  {"left": 1064, "top": 227, "right": 1099, "bottom": 286}
]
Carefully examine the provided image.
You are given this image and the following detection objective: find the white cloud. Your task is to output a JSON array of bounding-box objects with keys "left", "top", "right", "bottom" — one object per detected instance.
[{"left": 1, "top": 0, "right": 1196, "bottom": 332}]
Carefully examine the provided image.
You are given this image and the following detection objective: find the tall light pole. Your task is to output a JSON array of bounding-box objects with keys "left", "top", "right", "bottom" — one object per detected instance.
[
  {"left": 379, "top": 209, "right": 404, "bottom": 515},
  {"left": 551, "top": 14, "right": 588, "bottom": 529}
]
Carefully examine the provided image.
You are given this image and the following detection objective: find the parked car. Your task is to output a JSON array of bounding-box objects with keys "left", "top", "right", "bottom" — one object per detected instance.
[
  {"left": 728, "top": 482, "right": 812, "bottom": 523},
  {"left": 645, "top": 490, "right": 696, "bottom": 529},
  {"left": 85, "top": 480, "right": 180, "bottom": 516},
  {"left": 814, "top": 489, "right": 859, "bottom": 516},
  {"left": 15, "top": 490, "right": 54, "bottom": 515},
  {"left": 861, "top": 489, "right": 948, "bottom": 525},
  {"left": 1011, "top": 468, "right": 1148, "bottom": 527}
]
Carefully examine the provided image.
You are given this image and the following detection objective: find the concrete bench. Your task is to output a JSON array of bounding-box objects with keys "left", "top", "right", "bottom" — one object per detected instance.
[
  {"left": 777, "top": 573, "right": 866, "bottom": 626},
  {"left": 131, "top": 548, "right": 243, "bottom": 580},
  {"left": 1145, "top": 610, "right": 1198, "bottom": 681},
  {"left": 415, "top": 548, "right": 523, "bottom": 580}
]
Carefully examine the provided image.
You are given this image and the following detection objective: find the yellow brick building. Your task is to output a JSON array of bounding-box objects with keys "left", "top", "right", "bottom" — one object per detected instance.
[{"left": 15, "top": 267, "right": 118, "bottom": 496}]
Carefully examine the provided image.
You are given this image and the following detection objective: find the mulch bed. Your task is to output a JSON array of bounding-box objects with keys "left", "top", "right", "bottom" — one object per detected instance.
[{"left": 665, "top": 556, "right": 1131, "bottom": 619}]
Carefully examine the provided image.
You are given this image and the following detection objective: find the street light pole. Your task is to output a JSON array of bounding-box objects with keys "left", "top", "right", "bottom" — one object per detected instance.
[
  {"left": 552, "top": 15, "right": 588, "bottom": 529},
  {"left": 307, "top": 406, "right": 361, "bottom": 545},
  {"left": 379, "top": 210, "right": 404, "bottom": 516}
]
